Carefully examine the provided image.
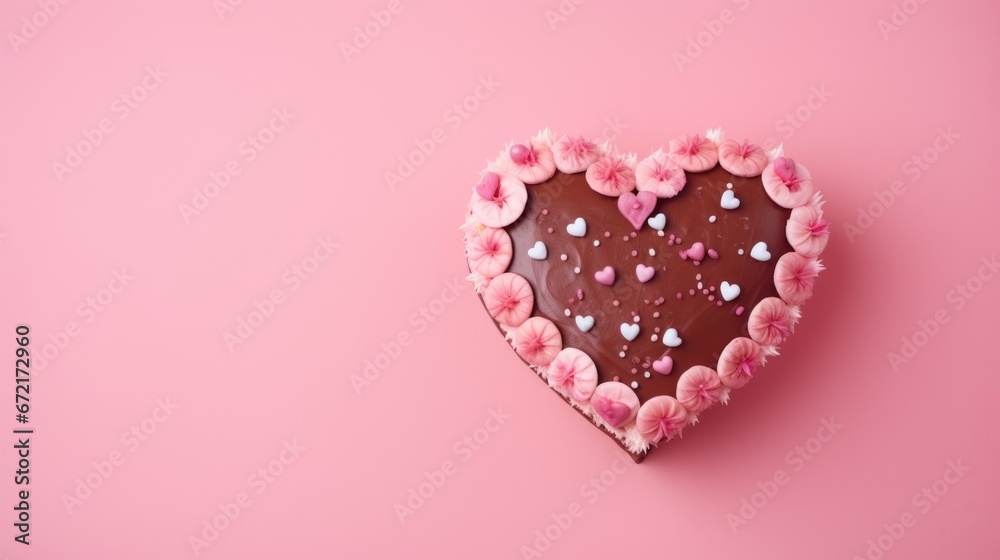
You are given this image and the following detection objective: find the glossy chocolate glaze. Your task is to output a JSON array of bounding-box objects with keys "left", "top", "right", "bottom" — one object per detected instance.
[{"left": 502, "top": 165, "right": 793, "bottom": 404}]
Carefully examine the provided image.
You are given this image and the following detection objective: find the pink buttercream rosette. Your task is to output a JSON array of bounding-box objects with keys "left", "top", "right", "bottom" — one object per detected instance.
[
  {"left": 552, "top": 134, "right": 600, "bottom": 174},
  {"left": 762, "top": 157, "right": 814, "bottom": 208},
  {"left": 466, "top": 227, "right": 512, "bottom": 279},
  {"left": 774, "top": 253, "right": 825, "bottom": 306},
  {"left": 636, "top": 396, "right": 690, "bottom": 445},
  {"left": 482, "top": 273, "right": 534, "bottom": 328},
  {"left": 668, "top": 134, "right": 719, "bottom": 172},
  {"left": 718, "top": 139, "right": 769, "bottom": 177},
  {"left": 591, "top": 381, "right": 640, "bottom": 428},
  {"left": 675, "top": 366, "right": 724, "bottom": 414},
  {"left": 546, "top": 348, "right": 598, "bottom": 403},
  {"left": 586, "top": 152, "right": 637, "bottom": 196},
  {"left": 512, "top": 317, "right": 562, "bottom": 366},
  {"left": 786, "top": 194, "right": 830, "bottom": 257},
  {"left": 635, "top": 149, "right": 687, "bottom": 198},
  {"left": 471, "top": 174, "right": 528, "bottom": 228},
  {"left": 748, "top": 297, "right": 794, "bottom": 346},
  {"left": 504, "top": 130, "right": 557, "bottom": 185},
  {"left": 717, "top": 337, "right": 763, "bottom": 389}
]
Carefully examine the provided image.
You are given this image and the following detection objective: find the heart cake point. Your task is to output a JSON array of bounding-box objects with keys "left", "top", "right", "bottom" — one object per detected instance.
[{"left": 463, "top": 128, "right": 829, "bottom": 462}]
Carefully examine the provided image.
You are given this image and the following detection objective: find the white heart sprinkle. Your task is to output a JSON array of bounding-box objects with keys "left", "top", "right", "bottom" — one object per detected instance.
[
  {"left": 646, "top": 213, "right": 666, "bottom": 230},
  {"left": 575, "top": 315, "right": 595, "bottom": 332},
  {"left": 721, "top": 190, "right": 740, "bottom": 210},
  {"left": 750, "top": 241, "right": 771, "bottom": 262},
  {"left": 566, "top": 217, "right": 587, "bottom": 237},
  {"left": 620, "top": 323, "right": 640, "bottom": 341},
  {"left": 720, "top": 281, "right": 741, "bottom": 301},
  {"left": 662, "top": 328, "right": 682, "bottom": 347},
  {"left": 527, "top": 241, "right": 547, "bottom": 260}
]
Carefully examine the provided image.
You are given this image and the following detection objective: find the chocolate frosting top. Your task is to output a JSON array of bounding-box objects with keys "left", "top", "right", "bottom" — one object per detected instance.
[{"left": 502, "top": 165, "right": 793, "bottom": 403}]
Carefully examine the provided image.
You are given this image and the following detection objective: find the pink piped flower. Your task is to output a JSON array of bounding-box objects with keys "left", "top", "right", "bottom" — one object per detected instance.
[
  {"left": 668, "top": 134, "right": 719, "bottom": 172},
  {"left": 786, "top": 196, "right": 830, "bottom": 257},
  {"left": 552, "top": 134, "right": 600, "bottom": 173},
  {"left": 762, "top": 157, "right": 814, "bottom": 208},
  {"left": 675, "top": 366, "right": 723, "bottom": 414},
  {"left": 774, "top": 252, "right": 824, "bottom": 306},
  {"left": 546, "top": 348, "right": 598, "bottom": 403},
  {"left": 586, "top": 152, "right": 636, "bottom": 196},
  {"left": 747, "top": 297, "right": 793, "bottom": 346},
  {"left": 717, "top": 337, "right": 762, "bottom": 389},
  {"left": 466, "top": 227, "right": 513, "bottom": 279},
  {"left": 718, "top": 139, "right": 769, "bottom": 177},
  {"left": 471, "top": 174, "right": 528, "bottom": 228},
  {"left": 635, "top": 149, "right": 687, "bottom": 197},
  {"left": 591, "top": 382, "right": 640, "bottom": 428},
  {"left": 483, "top": 273, "right": 534, "bottom": 328},
  {"left": 513, "top": 317, "right": 562, "bottom": 366},
  {"left": 507, "top": 131, "right": 557, "bottom": 185},
  {"left": 636, "top": 396, "right": 690, "bottom": 445}
]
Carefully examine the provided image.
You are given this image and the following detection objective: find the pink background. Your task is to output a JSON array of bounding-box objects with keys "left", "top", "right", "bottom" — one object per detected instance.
[{"left": 2, "top": 0, "right": 999, "bottom": 558}]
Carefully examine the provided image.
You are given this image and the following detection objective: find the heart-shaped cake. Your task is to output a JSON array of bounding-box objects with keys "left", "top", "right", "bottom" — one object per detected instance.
[{"left": 462, "top": 129, "right": 828, "bottom": 462}]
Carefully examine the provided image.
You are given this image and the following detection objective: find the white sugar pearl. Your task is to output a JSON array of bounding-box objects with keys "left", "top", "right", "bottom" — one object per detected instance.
[
  {"left": 644, "top": 371, "right": 651, "bottom": 378},
  {"left": 564, "top": 309, "right": 571, "bottom": 316},
  {"left": 633, "top": 315, "right": 640, "bottom": 322},
  {"left": 738, "top": 249, "right": 745, "bottom": 255},
  {"left": 651, "top": 334, "right": 658, "bottom": 342},
  {"left": 630, "top": 381, "right": 639, "bottom": 389},
  {"left": 560, "top": 254, "right": 568, "bottom": 261},
  {"left": 726, "top": 182, "right": 733, "bottom": 189},
  {"left": 709, "top": 215, "right": 717, "bottom": 223},
  {"left": 619, "top": 351, "right": 626, "bottom": 358},
  {"left": 697, "top": 282, "right": 703, "bottom": 289},
  {"left": 574, "top": 267, "right": 581, "bottom": 273},
  {"left": 594, "top": 240, "right": 600, "bottom": 247},
  {"left": 649, "top": 249, "right": 656, "bottom": 256},
  {"left": 657, "top": 231, "right": 664, "bottom": 237}
]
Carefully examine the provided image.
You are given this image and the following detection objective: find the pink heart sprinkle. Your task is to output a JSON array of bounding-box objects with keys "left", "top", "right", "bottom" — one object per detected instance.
[
  {"left": 652, "top": 355, "right": 674, "bottom": 375},
  {"left": 617, "top": 191, "right": 657, "bottom": 230},
  {"left": 594, "top": 266, "right": 616, "bottom": 286},
  {"left": 592, "top": 396, "right": 630, "bottom": 427},
  {"left": 475, "top": 172, "right": 500, "bottom": 201},
  {"left": 681, "top": 242, "right": 706, "bottom": 261},
  {"left": 636, "top": 264, "right": 655, "bottom": 283}
]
